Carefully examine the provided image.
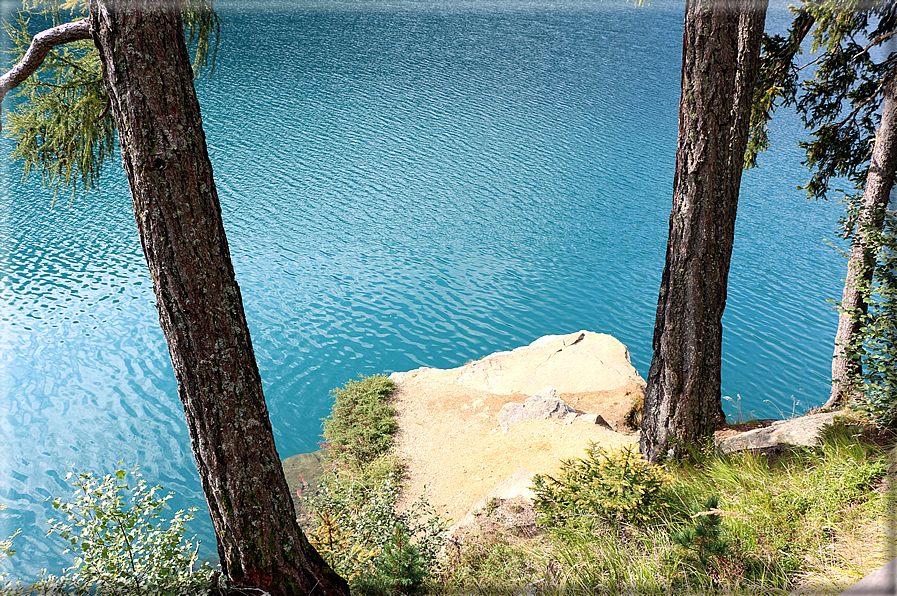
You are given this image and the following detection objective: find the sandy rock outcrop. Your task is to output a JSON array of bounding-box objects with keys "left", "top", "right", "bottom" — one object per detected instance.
[
  {"left": 390, "top": 330, "right": 645, "bottom": 524},
  {"left": 454, "top": 331, "right": 645, "bottom": 396}
]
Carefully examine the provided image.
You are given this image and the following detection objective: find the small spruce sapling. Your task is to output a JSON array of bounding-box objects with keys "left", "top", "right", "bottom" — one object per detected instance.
[
  {"left": 532, "top": 444, "right": 675, "bottom": 526},
  {"left": 673, "top": 495, "right": 729, "bottom": 571},
  {"left": 363, "top": 525, "right": 427, "bottom": 596}
]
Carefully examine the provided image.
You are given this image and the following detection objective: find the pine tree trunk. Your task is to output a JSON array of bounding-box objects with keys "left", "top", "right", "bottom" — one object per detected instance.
[
  {"left": 87, "top": 1, "right": 348, "bottom": 593},
  {"left": 640, "top": 0, "right": 768, "bottom": 462},
  {"left": 827, "top": 75, "right": 897, "bottom": 409}
]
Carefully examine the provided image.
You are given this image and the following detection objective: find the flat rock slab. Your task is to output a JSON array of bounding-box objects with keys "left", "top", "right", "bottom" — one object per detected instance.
[
  {"left": 455, "top": 331, "right": 645, "bottom": 395},
  {"left": 719, "top": 412, "right": 839, "bottom": 453}
]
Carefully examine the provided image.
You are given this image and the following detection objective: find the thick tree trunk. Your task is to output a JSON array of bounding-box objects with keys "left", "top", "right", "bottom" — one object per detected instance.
[
  {"left": 640, "top": 0, "right": 768, "bottom": 462},
  {"left": 827, "top": 75, "right": 897, "bottom": 409},
  {"left": 87, "top": 1, "right": 348, "bottom": 594}
]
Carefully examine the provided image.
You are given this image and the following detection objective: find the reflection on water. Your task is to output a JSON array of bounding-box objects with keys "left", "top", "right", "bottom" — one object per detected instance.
[{"left": 0, "top": 0, "right": 844, "bottom": 579}]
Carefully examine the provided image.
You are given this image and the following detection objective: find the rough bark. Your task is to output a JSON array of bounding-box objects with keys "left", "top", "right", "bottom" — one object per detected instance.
[
  {"left": 827, "top": 74, "right": 897, "bottom": 409},
  {"left": 640, "top": 0, "right": 768, "bottom": 462},
  {"left": 87, "top": 1, "right": 348, "bottom": 594}
]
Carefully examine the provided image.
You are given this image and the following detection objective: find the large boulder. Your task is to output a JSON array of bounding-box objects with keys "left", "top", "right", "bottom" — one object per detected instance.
[{"left": 718, "top": 412, "right": 840, "bottom": 453}]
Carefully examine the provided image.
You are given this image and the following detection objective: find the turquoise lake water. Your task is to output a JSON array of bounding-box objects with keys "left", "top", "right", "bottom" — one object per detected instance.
[{"left": 1, "top": 0, "right": 848, "bottom": 578}]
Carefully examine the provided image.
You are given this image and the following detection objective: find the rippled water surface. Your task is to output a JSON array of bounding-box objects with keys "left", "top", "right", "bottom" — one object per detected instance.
[{"left": 1, "top": 0, "right": 846, "bottom": 578}]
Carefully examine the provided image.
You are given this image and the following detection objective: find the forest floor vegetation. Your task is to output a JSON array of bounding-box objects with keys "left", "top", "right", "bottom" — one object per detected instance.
[{"left": 308, "top": 375, "right": 893, "bottom": 595}]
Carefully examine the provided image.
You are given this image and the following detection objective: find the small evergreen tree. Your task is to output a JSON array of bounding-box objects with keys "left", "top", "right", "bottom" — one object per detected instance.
[
  {"left": 673, "top": 495, "right": 730, "bottom": 572},
  {"left": 361, "top": 526, "right": 427, "bottom": 596},
  {"left": 532, "top": 444, "right": 675, "bottom": 527}
]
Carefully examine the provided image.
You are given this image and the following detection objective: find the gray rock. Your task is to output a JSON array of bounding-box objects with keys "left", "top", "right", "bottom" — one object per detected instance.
[
  {"left": 574, "top": 412, "right": 614, "bottom": 430},
  {"left": 837, "top": 557, "right": 897, "bottom": 596},
  {"left": 525, "top": 386, "right": 574, "bottom": 417},
  {"left": 497, "top": 403, "right": 525, "bottom": 432},
  {"left": 498, "top": 386, "right": 576, "bottom": 431},
  {"left": 719, "top": 412, "right": 839, "bottom": 454}
]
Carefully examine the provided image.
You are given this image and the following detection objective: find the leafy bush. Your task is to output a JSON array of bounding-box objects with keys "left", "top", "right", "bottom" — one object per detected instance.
[
  {"left": 34, "top": 466, "right": 214, "bottom": 595},
  {"left": 532, "top": 444, "right": 675, "bottom": 527},
  {"left": 322, "top": 375, "right": 398, "bottom": 471}
]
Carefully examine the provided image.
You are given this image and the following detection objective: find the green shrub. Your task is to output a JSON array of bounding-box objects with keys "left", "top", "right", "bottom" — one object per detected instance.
[
  {"left": 35, "top": 466, "right": 214, "bottom": 595},
  {"left": 355, "top": 452, "right": 408, "bottom": 492},
  {"left": 360, "top": 525, "right": 428, "bottom": 596},
  {"left": 313, "top": 374, "right": 447, "bottom": 593},
  {"left": 842, "top": 211, "right": 897, "bottom": 428},
  {"left": 306, "top": 471, "right": 446, "bottom": 593},
  {"left": 322, "top": 375, "right": 398, "bottom": 471},
  {"left": 672, "top": 495, "right": 730, "bottom": 574},
  {"left": 533, "top": 444, "right": 676, "bottom": 527}
]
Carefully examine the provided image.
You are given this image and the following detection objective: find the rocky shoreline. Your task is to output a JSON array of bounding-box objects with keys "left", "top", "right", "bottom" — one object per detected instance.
[{"left": 283, "top": 330, "right": 840, "bottom": 526}]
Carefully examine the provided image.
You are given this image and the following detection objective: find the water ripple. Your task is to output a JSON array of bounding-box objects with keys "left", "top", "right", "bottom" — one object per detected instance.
[{"left": 2, "top": 0, "right": 847, "bottom": 581}]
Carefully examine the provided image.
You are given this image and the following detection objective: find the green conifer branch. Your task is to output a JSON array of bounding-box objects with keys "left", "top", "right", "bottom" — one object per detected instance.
[{"left": 0, "top": 0, "right": 219, "bottom": 196}]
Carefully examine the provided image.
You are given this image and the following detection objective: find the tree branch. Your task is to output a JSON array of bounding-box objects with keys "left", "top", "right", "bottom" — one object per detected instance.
[
  {"left": 0, "top": 19, "right": 91, "bottom": 127},
  {"left": 855, "top": 29, "right": 897, "bottom": 59}
]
